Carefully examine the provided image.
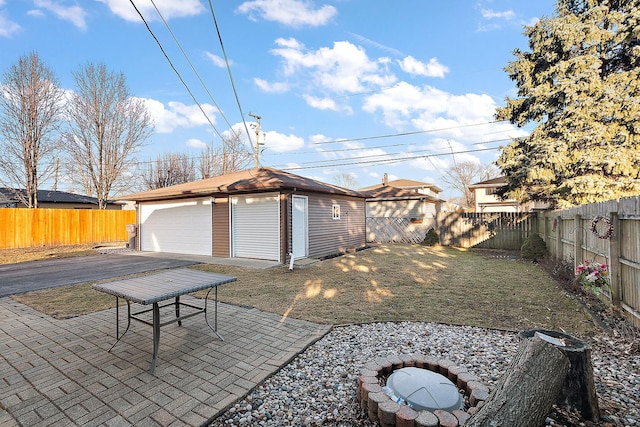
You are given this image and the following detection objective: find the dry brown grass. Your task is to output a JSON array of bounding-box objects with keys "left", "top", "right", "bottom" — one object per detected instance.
[
  {"left": 0, "top": 244, "right": 98, "bottom": 264},
  {"left": 8, "top": 244, "right": 597, "bottom": 337}
]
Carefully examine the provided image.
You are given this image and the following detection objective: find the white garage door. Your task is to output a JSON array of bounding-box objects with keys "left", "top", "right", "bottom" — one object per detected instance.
[
  {"left": 139, "top": 198, "right": 212, "bottom": 255},
  {"left": 231, "top": 194, "right": 280, "bottom": 261}
]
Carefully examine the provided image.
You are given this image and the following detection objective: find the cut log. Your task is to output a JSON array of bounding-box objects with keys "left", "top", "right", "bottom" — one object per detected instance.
[
  {"left": 466, "top": 334, "right": 570, "bottom": 427},
  {"left": 520, "top": 329, "right": 600, "bottom": 421}
]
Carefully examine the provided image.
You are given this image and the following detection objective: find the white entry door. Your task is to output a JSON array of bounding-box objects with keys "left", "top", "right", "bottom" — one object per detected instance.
[{"left": 292, "top": 195, "right": 308, "bottom": 259}]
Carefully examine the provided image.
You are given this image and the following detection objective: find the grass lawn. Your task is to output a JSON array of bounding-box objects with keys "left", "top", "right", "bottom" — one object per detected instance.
[
  {"left": 7, "top": 244, "right": 598, "bottom": 337},
  {"left": 0, "top": 244, "right": 98, "bottom": 264}
]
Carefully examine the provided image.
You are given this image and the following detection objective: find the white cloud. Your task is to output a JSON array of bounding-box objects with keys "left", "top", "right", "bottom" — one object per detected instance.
[
  {"left": 445, "top": 93, "right": 497, "bottom": 122},
  {"left": 218, "top": 122, "right": 304, "bottom": 154},
  {"left": 399, "top": 56, "right": 449, "bottom": 78},
  {"left": 481, "top": 9, "right": 516, "bottom": 20},
  {"left": 34, "top": 0, "right": 87, "bottom": 30},
  {"left": 274, "top": 37, "right": 304, "bottom": 49},
  {"left": 362, "top": 82, "right": 499, "bottom": 128},
  {"left": 348, "top": 32, "right": 403, "bottom": 57},
  {"left": 303, "top": 94, "right": 352, "bottom": 114},
  {"left": 205, "top": 52, "right": 229, "bottom": 68},
  {"left": 186, "top": 138, "right": 208, "bottom": 149},
  {"left": 262, "top": 130, "right": 304, "bottom": 153},
  {"left": 97, "top": 0, "right": 205, "bottom": 22},
  {"left": 270, "top": 38, "right": 395, "bottom": 94},
  {"left": 477, "top": 7, "right": 535, "bottom": 32},
  {"left": 360, "top": 81, "right": 527, "bottom": 174},
  {"left": 254, "top": 77, "right": 289, "bottom": 93},
  {"left": 309, "top": 134, "right": 328, "bottom": 143},
  {"left": 139, "top": 98, "right": 218, "bottom": 133},
  {"left": 26, "top": 9, "right": 44, "bottom": 17},
  {"left": 236, "top": 0, "right": 336, "bottom": 28},
  {"left": 0, "top": 11, "right": 21, "bottom": 37}
]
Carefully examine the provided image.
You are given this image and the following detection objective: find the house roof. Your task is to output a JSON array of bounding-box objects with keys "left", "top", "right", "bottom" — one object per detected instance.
[
  {"left": 360, "top": 179, "right": 443, "bottom": 193},
  {"left": 468, "top": 176, "right": 507, "bottom": 189},
  {"left": 120, "top": 167, "right": 367, "bottom": 202},
  {"left": 0, "top": 188, "right": 102, "bottom": 205},
  {"left": 363, "top": 186, "right": 444, "bottom": 203}
]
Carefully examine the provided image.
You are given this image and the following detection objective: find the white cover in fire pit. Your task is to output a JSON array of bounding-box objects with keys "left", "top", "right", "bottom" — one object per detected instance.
[{"left": 386, "top": 367, "right": 463, "bottom": 412}]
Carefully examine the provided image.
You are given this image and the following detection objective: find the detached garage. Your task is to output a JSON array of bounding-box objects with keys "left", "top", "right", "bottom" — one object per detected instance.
[{"left": 120, "top": 168, "right": 367, "bottom": 263}]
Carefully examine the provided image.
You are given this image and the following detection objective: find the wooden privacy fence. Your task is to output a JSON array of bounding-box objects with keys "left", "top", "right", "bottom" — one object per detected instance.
[
  {"left": 366, "top": 217, "right": 435, "bottom": 244},
  {"left": 436, "top": 212, "right": 536, "bottom": 250},
  {"left": 0, "top": 208, "right": 136, "bottom": 249},
  {"left": 537, "top": 196, "right": 640, "bottom": 328}
]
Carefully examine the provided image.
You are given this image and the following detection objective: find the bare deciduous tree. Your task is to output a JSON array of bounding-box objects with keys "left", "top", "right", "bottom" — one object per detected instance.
[
  {"left": 65, "top": 62, "right": 152, "bottom": 208},
  {"left": 199, "top": 131, "right": 252, "bottom": 178},
  {"left": 440, "top": 161, "right": 500, "bottom": 208},
  {"left": 0, "top": 51, "right": 65, "bottom": 208},
  {"left": 142, "top": 152, "right": 196, "bottom": 190},
  {"left": 333, "top": 172, "right": 359, "bottom": 189}
]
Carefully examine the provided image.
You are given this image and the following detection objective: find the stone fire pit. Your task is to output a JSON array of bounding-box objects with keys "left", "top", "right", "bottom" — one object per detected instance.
[{"left": 357, "top": 353, "right": 490, "bottom": 427}]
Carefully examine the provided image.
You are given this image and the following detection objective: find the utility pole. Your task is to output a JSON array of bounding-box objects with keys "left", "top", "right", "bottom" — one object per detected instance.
[{"left": 248, "top": 113, "right": 263, "bottom": 169}]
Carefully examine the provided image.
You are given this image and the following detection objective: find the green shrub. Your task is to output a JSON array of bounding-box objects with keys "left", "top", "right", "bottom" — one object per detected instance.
[
  {"left": 521, "top": 233, "right": 547, "bottom": 261},
  {"left": 422, "top": 228, "right": 440, "bottom": 246}
]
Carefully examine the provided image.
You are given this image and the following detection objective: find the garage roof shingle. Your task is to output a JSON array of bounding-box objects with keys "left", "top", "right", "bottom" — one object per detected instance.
[{"left": 120, "top": 167, "right": 367, "bottom": 202}]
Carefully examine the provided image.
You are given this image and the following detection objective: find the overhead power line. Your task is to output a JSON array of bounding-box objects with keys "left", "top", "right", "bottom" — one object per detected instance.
[
  {"left": 310, "top": 120, "right": 509, "bottom": 145},
  {"left": 128, "top": 0, "right": 226, "bottom": 140},
  {"left": 266, "top": 126, "right": 519, "bottom": 157},
  {"left": 206, "top": 0, "right": 254, "bottom": 150},
  {"left": 282, "top": 138, "right": 510, "bottom": 167},
  {"left": 149, "top": 0, "right": 236, "bottom": 132},
  {"left": 279, "top": 146, "right": 502, "bottom": 171}
]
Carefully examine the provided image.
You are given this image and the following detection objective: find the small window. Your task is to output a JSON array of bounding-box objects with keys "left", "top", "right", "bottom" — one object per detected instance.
[{"left": 332, "top": 204, "right": 340, "bottom": 220}]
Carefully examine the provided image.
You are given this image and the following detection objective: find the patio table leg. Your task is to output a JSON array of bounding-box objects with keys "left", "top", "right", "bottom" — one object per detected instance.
[
  {"left": 151, "top": 302, "right": 160, "bottom": 375},
  {"left": 204, "top": 285, "right": 224, "bottom": 341},
  {"left": 175, "top": 296, "right": 181, "bottom": 326},
  {"left": 108, "top": 297, "right": 131, "bottom": 352}
]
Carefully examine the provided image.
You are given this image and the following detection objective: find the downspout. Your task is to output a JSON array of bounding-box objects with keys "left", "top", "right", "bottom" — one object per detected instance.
[{"left": 286, "top": 191, "right": 294, "bottom": 270}]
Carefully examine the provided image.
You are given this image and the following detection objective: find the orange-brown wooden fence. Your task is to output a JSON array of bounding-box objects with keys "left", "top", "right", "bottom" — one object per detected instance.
[{"left": 0, "top": 208, "right": 136, "bottom": 249}]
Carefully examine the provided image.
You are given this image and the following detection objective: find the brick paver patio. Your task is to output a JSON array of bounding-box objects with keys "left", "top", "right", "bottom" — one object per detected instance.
[{"left": 0, "top": 296, "right": 331, "bottom": 426}]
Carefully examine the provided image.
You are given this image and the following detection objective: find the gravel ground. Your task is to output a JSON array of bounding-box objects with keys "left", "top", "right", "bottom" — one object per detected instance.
[{"left": 208, "top": 322, "right": 639, "bottom": 427}]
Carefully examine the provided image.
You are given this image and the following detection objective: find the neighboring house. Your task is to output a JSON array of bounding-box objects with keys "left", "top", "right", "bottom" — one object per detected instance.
[
  {"left": 468, "top": 177, "right": 548, "bottom": 213},
  {"left": 120, "top": 167, "right": 367, "bottom": 263},
  {"left": 0, "top": 188, "right": 120, "bottom": 210},
  {"left": 360, "top": 174, "right": 444, "bottom": 221}
]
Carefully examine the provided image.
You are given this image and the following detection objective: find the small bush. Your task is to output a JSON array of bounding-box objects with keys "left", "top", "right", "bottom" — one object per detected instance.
[
  {"left": 421, "top": 228, "right": 440, "bottom": 246},
  {"left": 540, "top": 257, "right": 579, "bottom": 292},
  {"left": 521, "top": 233, "right": 547, "bottom": 261}
]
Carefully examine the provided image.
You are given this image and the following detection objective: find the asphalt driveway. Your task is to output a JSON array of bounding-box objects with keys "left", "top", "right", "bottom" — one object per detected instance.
[{"left": 0, "top": 253, "right": 200, "bottom": 298}]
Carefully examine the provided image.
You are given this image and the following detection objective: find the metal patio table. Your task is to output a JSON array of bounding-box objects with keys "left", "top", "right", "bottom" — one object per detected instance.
[{"left": 93, "top": 268, "right": 236, "bottom": 374}]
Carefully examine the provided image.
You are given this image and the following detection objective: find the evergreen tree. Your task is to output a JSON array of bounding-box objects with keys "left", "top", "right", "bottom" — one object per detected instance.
[{"left": 496, "top": 0, "right": 640, "bottom": 208}]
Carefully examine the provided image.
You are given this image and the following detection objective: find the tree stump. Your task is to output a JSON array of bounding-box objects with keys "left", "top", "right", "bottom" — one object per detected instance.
[
  {"left": 520, "top": 329, "right": 600, "bottom": 421},
  {"left": 466, "top": 333, "right": 570, "bottom": 427}
]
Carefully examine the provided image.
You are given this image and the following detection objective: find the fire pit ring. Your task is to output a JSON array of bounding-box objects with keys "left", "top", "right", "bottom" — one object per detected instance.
[{"left": 357, "top": 353, "right": 490, "bottom": 426}]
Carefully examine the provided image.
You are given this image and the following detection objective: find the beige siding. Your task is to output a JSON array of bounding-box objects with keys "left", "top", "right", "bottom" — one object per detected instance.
[
  {"left": 212, "top": 197, "right": 230, "bottom": 257},
  {"left": 307, "top": 193, "right": 365, "bottom": 258},
  {"left": 366, "top": 200, "right": 439, "bottom": 218},
  {"left": 366, "top": 200, "right": 421, "bottom": 218}
]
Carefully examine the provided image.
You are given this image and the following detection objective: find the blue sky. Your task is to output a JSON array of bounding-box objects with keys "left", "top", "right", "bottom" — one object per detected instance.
[{"left": 0, "top": 0, "right": 556, "bottom": 198}]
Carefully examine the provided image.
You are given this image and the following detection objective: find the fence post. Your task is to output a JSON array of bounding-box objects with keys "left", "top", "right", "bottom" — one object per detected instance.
[
  {"left": 556, "top": 215, "right": 563, "bottom": 261},
  {"left": 574, "top": 214, "right": 582, "bottom": 269},
  {"left": 608, "top": 212, "right": 622, "bottom": 309}
]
